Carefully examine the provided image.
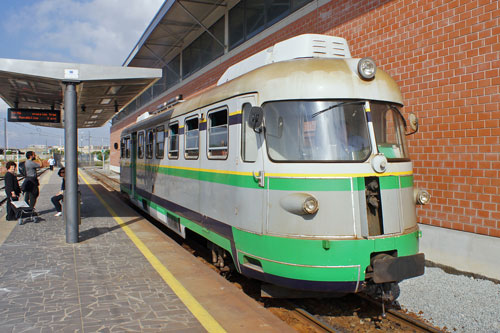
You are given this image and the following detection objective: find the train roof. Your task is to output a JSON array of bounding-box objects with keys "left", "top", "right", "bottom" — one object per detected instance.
[{"left": 123, "top": 57, "right": 403, "bottom": 135}]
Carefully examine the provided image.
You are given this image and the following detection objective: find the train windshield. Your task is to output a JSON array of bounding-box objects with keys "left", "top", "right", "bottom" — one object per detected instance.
[
  {"left": 263, "top": 100, "right": 409, "bottom": 162},
  {"left": 264, "top": 100, "right": 371, "bottom": 161}
]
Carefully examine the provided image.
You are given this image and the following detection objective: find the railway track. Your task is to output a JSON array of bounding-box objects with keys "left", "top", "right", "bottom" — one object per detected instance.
[
  {"left": 286, "top": 304, "right": 341, "bottom": 332},
  {"left": 355, "top": 294, "right": 442, "bottom": 333},
  {"left": 83, "top": 168, "right": 120, "bottom": 192},
  {"left": 87, "top": 169, "right": 443, "bottom": 333}
]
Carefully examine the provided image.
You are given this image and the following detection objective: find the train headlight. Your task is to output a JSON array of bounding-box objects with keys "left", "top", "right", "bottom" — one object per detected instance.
[
  {"left": 280, "top": 193, "right": 319, "bottom": 215},
  {"left": 303, "top": 196, "right": 319, "bottom": 215},
  {"left": 414, "top": 189, "right": 431, "bottom": 205},
  {"left": 357, "top": 57, "right": 377, "bottom": 80},
  {"left": 371, "top": 154, "right": 387, "bottom": 173}
]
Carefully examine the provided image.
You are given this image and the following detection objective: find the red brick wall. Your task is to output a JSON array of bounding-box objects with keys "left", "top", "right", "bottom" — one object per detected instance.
[{"left": 111, "top": 0, "right": 500, "bottom": 237}]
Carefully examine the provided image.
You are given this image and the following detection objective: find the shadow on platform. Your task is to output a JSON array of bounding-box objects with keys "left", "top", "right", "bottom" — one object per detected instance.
[{"left": 79, "top": 216, "right": 142, "bottom": 242}]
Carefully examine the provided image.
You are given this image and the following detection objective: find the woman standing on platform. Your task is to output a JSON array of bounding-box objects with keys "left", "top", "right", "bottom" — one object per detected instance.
[{"left": 4, "top": 161, "right": 21, "bottom": 221}]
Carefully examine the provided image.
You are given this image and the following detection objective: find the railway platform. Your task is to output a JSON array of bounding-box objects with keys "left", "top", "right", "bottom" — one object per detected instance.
[{"left": 0, "top": 168, "right": 293, "bottom": 332}]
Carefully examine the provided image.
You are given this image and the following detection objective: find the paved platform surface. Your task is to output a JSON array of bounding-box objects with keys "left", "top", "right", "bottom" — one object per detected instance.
[{"left": 0, "top": 168, "right": 293, "bottom": 332}]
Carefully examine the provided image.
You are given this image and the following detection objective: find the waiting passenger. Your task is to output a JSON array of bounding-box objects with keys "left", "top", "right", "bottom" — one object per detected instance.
[
  {"left": 22, "top": 151, "right": 41, "bottom": 209},
  {"left": 4, "top": 161, "right": 21, "bottom": 221},
  {"left": 51, "top": 168, "right": 65, "bottom": 217}
]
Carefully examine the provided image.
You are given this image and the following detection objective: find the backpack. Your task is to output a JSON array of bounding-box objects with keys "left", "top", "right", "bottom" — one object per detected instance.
[{"left": 18, "top": 161, "right": 26, "bottom": 177}]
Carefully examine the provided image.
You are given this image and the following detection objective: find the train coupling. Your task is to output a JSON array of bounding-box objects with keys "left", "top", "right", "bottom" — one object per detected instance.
[{"left": 372, "top": 253, "right": 425, "bottom": 284}]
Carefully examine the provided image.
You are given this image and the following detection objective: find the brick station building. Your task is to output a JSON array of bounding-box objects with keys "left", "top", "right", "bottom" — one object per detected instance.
[{"left": 110, "top": 0, "right": 500, "bottom": 279}]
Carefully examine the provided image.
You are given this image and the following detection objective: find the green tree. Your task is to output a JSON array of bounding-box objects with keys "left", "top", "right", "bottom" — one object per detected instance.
[{"left": 96, "top": 149, "right": 110, "bottom": 161}]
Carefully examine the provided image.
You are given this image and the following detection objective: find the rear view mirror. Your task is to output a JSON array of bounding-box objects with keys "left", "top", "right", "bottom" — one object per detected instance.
[{"left": 248, "top": 107, "right": 264, "bottom": 133}]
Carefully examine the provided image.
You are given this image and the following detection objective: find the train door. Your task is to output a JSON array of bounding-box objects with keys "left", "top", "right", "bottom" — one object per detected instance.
[
  {"left": 240, "top": 97, "right": 267, "bottom": 234},
  {"left": 131, "top": 132, "right": 137, "bottom": 198}
]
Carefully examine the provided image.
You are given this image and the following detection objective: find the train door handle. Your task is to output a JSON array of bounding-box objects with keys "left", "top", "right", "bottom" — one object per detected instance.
[{"left": 253, "top": 171, "right": 265, "bottom": 187}]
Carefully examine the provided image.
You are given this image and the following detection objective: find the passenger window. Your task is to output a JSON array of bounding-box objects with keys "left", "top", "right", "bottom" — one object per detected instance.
[
  {"left": 155, "top": 126, "right": 165, "bottom": 158},
  {"left": 120, "top": 138, "right": 125, "bottom": 158},
  {"left": 208, "top": 109, "right": 228, "bottom": 159},
  {"left": 146, "top": 129, "right": 154, "bottom": 159},
  {"left": 168, "top": 122, "right": 179, "bottom": 159},
  {"left": 241, "top": 103, "right": 257, "bottom": 162},
  {"left": 125, "top": 138, "right": 130, "bottom": 158},
  {"left": 185, "top": 116, "right": 199, "bottom": 159},
  {"left": 138, "top": 132, "right": 144, "bottom": 159}
]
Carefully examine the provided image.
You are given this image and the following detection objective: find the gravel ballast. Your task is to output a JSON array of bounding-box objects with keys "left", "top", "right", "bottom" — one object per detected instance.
[{"left": 398, "top": 266, "right": 500, "bottom": 332}]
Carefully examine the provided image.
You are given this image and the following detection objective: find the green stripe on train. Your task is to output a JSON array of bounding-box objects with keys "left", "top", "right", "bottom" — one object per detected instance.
[
  {"left": 233, "top": 229, "right": 420, "bottom": 282},
  {"left": 400, "top": 175, "right": 414, "bottom": 188},
  {"left": 124, "top": 164, "right": 413, "bottom": 191},
  {"left": 123, "top": 185, "right": 419, "bottom": 283},
  {"left": 128, "top": 191, "right": 232, "bottom": 253}
]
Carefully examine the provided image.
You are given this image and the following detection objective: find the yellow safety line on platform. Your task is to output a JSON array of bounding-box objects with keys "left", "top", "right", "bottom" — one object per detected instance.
[{"left": 79, "top": 171, "right": 226, "bottom": 333}]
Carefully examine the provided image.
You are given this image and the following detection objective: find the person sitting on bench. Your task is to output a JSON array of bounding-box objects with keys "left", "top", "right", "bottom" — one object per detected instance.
[{"left": 51, "top": 168, "right": 65, "bottom": 217}]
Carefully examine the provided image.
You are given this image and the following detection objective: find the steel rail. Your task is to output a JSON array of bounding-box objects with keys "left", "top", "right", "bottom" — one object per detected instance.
[
  {"left": 357, "top": 294, "right": 442, "bottom": 333},
  {"left": 293, "top": 306, "right": 340, "bottom": 332}
]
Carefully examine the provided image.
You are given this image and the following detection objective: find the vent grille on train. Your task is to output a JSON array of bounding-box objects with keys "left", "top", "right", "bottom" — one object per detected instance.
[
  {"left": 217, "top": 34, "right": 351, "bottom": 85},
  {"left": 310, "top": 38, "right": 350, "bottom": 58}
]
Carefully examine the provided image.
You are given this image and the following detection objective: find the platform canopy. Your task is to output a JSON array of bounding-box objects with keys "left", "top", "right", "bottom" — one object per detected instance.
[
  {"left": 124, "top": 0, "right": 227, "bottom": 68},
  {"left": 0, "top": 58, "right": 162, "bottom": 128}
]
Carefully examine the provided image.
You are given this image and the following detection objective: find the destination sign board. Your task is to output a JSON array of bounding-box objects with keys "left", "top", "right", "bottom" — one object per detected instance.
[{"left": 8, "top": 108, "right": 61, "bottom": 123}]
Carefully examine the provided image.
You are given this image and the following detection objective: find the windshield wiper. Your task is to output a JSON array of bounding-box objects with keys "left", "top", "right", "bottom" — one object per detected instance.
[{"left": 311, "top": 101, "right": 365, "bottom": 118}]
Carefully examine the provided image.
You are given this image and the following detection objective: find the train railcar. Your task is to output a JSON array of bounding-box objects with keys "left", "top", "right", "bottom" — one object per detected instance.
[{"left": 119, "top": 34, "right": 430, "bottom": 301}]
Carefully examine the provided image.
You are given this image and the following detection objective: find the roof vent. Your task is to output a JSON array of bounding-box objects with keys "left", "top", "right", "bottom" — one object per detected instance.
[
  {"left": 217, "top": 34, "right": 351, "bottom": 85},
  {"left": 136, "top": 111, "right": 152, "bottom": 122}
]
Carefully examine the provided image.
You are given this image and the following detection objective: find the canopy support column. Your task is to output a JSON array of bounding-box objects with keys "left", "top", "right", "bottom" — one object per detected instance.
[{"left": 64, "top": 82, "right": 79, "bottom": 243}]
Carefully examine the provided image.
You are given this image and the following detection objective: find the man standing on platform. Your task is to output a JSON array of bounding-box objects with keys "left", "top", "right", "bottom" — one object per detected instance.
[
  {"left": 23, "top": 151, "right": 41, "bottom": 209},
  {"left": 48, "top": 156, "right": 55, "bottom": 171}
]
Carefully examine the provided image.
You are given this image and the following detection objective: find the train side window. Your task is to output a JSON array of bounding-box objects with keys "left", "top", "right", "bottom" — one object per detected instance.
[
  {"left": 155, "top": 125, "right": 165, "bottom": 159},
  {"left": 241, "top": 103, "right": 257, "bottom": 162},
  {"left": 168, "top": 122, "right": 179, "bottom": 159},
  {"left": 138, "top": 132, "right": 145, "bottom": 159},
  {"left": 146, "top": 129, "right": 154, "bottom": 159},
  {"left": 184, "top": 116, "right": 199, "bottom": 159},
  {"left": 120, "top": 138, "right": 125, "bottom": 158},
  {"left": 208, "top": 109, "right": 228, "bottom": 159},
  {"left": 125, "top": 137, "right": 130, "bottom": 158}
]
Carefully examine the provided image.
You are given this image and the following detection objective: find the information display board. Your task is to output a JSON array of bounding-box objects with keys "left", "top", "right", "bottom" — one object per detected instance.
[{"left": 8, "top": 108, "right": 61, "bottom": 123}]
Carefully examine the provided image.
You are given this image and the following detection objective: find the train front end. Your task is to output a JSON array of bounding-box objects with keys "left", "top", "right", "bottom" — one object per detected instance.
[{"left": 234, "top": 53, "right": 430, "bottom": 300}]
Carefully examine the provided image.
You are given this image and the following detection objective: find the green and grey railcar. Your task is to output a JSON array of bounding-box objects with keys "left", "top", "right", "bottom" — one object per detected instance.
[{"left": 119, "top": 34, "right": 430, "bottom": 299}]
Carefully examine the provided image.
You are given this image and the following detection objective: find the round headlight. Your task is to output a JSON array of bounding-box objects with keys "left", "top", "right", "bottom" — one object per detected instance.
[
  {"left": 357, "top": 57, "right": 377, "bottom": 80},
  {"left": 303, "top": 196, "right": 319, "bottom": 214},
  {"left": 371, "top": 154, "right": 387, "bottom": 173},
  {"left": 416, "top": 189, "right": 431, "bottom": 205}
]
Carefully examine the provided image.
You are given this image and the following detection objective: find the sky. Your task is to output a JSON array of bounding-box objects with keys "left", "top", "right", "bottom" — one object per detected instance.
[{"left": 0, "top": 0, "right": 164, "bottom": 148}]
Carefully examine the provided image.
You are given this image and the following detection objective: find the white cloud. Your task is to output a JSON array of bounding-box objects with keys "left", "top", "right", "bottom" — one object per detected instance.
[
  {"left": 5, "top": 0, "right": 164, "bottom": 65},
  {"left": 0, "top": 0, "right": 164, "bottom": 147}
]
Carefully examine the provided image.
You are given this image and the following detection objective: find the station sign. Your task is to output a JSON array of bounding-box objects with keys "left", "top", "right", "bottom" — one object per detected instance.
[{"left": 8, "top": 108, "right": 61, "bottom": 123}]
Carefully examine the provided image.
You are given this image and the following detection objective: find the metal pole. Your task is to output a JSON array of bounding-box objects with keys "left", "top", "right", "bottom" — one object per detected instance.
[
  {"left": 64, "top": 83, "right": 79, "bottom": 243},
  {"left": 5, "top": 118, "right": 8, "bottom": 158},
  {"left": 4, "top": 118, "right": 6, "bottom": 161},
  {"left": 102, "top": 137, "right": 105, "bottom": 170},
  {"left": 88, "top": 132, "right": 91, "bottom": 166}
]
